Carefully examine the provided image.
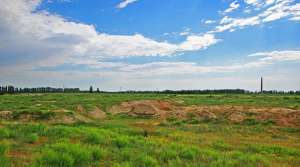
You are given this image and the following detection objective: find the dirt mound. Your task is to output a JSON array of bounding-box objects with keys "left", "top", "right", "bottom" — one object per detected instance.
[
  {"left": 196, "top": 110, "right": 216, "bottom": 120},
  {"left": 108, "top": 100, "right": 172, "bottom": 115},
  {"left": 88, "top": 107, "right": 106, "bottom": 119},
  {"left": 269, "top": 108, "right": 295, "bottom": 114},
  {"left": 0, "top": 111, "right": 12, "bottom": 119},
  {"left": 130, "top": 104, "right": 159, "bottom": 116},
  {"left": 252, "top": 112, "right": 292, "bottom": 127},
  {"left": 228, "top": 112, "right": 246, "bottom": 122},
  {"left": 286, "top": 110, "right": 300, "bottom": 119}
]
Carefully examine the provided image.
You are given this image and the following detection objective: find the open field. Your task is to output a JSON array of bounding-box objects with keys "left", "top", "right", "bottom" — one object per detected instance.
[{"left": 0, "top": 93, "right": 300, "bottom": 166}]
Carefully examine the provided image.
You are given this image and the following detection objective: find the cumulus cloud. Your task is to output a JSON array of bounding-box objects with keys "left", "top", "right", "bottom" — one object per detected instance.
[
  {"left": 248, "top": 50, "right": 300, "bottom": 61},
  {"left": 205, "top": 20, "right": 216, "bottom": 23},
  {"left": 223, "top": 0, "right": 240, "bottom": 13},
  {"left": 243, "top": 9, "right": 251, "bottom": 13},
  {"left": 116, "top": 0, "right": 138, "bottom": 8},
  {"left": 0, "top": 0, "right": 220, "bottom": 69},
  {"left": 211, "top": 0, "right": 300, "bottom": 32},
  {"left": 244, "top": 0, "right": 262, "bottom": 5}
]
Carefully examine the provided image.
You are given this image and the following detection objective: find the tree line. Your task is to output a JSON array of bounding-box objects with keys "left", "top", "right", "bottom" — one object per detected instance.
[{"left": 1, "top": 85, "right": 299, "bottom": 95}]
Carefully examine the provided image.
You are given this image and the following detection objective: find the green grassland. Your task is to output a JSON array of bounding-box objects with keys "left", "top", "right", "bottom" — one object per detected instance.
[{"left": 0, "top": 93, "right": 300, "bottom": 166}]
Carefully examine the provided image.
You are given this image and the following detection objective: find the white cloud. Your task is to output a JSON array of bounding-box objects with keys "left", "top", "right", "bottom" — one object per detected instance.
[
  {"left": 0, "top": 0, "right": 220, "bottom": 69},
  {"left": 177, "top": 34, "right": 221, "bottom": 51},
  {"left": 205, "top": 20, "right": 216, "bottom": 24},
  {"left": 289, "top": 16, "right": 300, "bottom": 20},
  {"left": 265, "top": 0, "right": 275, "bottom": 6},
  {"left": 215, "top": 16, "right": 260, "bottom": 32},
  {"left": 243, "top": 9, "right": 251, "bottom": 13},
  {"left": 223, "top": 0, "right": 240, "bottom": 13},
  {"left": 212, "top": 0, "right": 300, "bottom": 32},
  {"left": 116, "top": 0, "right": 138, "bottom": 8},
  {"left": 244, "top": 0, "right": 261, "bottom": 5},
  {"left": 248, "top": 50, "right": 300, "bottom": 61}
]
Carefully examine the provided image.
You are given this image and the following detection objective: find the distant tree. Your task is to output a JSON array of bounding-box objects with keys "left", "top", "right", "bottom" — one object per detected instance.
[
  {"left": 97, "top": 88, "right": 99, "bottom": 93},
  {"left": 90, "top": 86, "right": 93, "bottom": 93}
]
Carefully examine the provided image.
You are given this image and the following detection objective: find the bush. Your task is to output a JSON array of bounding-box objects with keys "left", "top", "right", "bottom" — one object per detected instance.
[
  {"left": 114, "top": 136, "right": 129, "bottom": 148},
  {"left": 86, "top": 132, "right": 103, "bottom": 144},
  {"left": 278, "top": 127, "right": 300, "bottom": 134},
  {"left": 35, "top": 148, "right": 75, "bottom": 166},
  {"left": 189, "top": 117, "right": 200, "bottom": 124},
  {"left": 135, "top": 154, "right": 158, "bottom": 167},
  {"left": 167, "top": 116, "right": 176, "bottom": 122},
  {"left": 172, "top": 120, "right": 183, "bottom": 126},
  {"left": 51, "top": 143, "right": 92, "bottom": 165},
  {"left": 158, "top": 121, "right": 169, "bottom": 127},
  {"left": 212, "top": 139, "right": 233, "bottom": 151},
  {"left": 271, "top": 134, "right": 289, "bottom": 140},
  {"left": 200, "top": 117, "right": 213, "bottom": 123},
  {"left": 244, "top": 117, "right": 260, "bottom": 126},
  {"left": 260, "top": 119, "right": 276, "bottom": 126},
  {"left": 121, "top": 149, "right": 132, "bottom": 161},
  {"left": 234, "top": 121, "right": 242, "bottom": 125},
  {"left": 0, "top": 156, "right": 11, "bottom": 167},
  {"left": 179, "top": 148, "right": 195, "bottom": 160},
  {"left": 92, "top": 147, "right": 106, "bottom": 160},
  {"left": 0, "top": 128, "right": 10, "bottom": 138},
  {"left": 214, "top": 116, "right": 227, "bottom": 124},
  {"left": 0, "top": 141, "right": 10, "bottom": 156},
  {"left": 27, "top": 133, "right": 39, "bottom": 143}
]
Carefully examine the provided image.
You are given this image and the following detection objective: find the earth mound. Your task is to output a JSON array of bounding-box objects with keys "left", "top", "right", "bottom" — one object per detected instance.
[
  {"left": 228, "top": 112, "right": 246, "bottom": 122},
  {"left": 130, "top": 104, "right": 158, "bottom": 116},
  {"left": 196, "top": 110, "right": 216, "bottom": 120}
]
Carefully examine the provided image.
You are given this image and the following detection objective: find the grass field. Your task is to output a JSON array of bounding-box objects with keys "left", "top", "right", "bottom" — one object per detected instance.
[{"left": 0, "top": 93, "right": 299, "bottom": 166}]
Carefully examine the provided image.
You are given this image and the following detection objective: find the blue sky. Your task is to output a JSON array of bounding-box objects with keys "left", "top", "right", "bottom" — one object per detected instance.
[{"left": 0, "top": 0, "right": 299, "bottom": 91}]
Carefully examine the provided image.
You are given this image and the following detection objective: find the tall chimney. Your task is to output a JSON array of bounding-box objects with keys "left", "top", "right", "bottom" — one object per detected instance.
[{"left": 261, "top": 77, "right": 263, "bottom": 94}]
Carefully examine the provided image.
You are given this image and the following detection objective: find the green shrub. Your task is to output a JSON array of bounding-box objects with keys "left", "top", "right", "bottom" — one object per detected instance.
[
  {"left": 35, "top": 148, "right": 75, "bottom": 167},
  {"left": 92, "top": 147, "right": 106, "bottom": 160},
  {"left": 0, "top": 156, "right": 11, "bottom": 167},
  {"left": 212, "top": 139, "right": 233, "bottom": 151},
  {"left": 158, "top": 121, "right": 169, "bottom": 127},
  {"left": 51, "top": 143, "right": 92, "bottom": 165},
  {"left": 0, "top": 141, "right": 9, "bottom": 156},
  {"left": 114, "top": 136, "right": 129, "bottom": 148},
  {"left": 214, "top": 116, "right": 227, "bottom": 124},
  {"left": 167, "top": 116, "right": 176, "bottom": 122},
  {"left": 27, "top": 133, "right": 39, "bottom": 143},
  {"left": 135, "top": 154, "right": 158, "bottom": 167},
  {"left": 260, "top": 119, "right": 276, "bottom": 126},
  {"left": 278, "top": 127, "right": 300, "bottom": 134},
  {"left": 244, "top": 117, "right": 260, "bottom": 126},
  {"left": 166, "top": 150, "right": 177, "bottom": 159},
  {"left": 234, "top": 120, "right": 242, "bottom": 125},
  {"left": 121, "top": 149, "right": 132, "bottom": 161},
  {"left": 172, "top": 120, "right": 183, "bottom": 126},
  {"left": 271, "top": 134, "right": 289, "bottom": 140},
  {"left": 179, "top": 148, "right": 195, "bottom": 160},
  {"left": 0, "top": 128, "right": 10, "bottom": 138},
  {"left": 283, "top": 97, "right": 290, "bottom": 100},
  {"left": 86, "top": 132, "right": 103, "bottom": 144},
  {"left": 189, "top": 117, "right": 200, "bottom": 124},
  {"left": 200, "top": 117, "right": 213, "bottom": 123}
]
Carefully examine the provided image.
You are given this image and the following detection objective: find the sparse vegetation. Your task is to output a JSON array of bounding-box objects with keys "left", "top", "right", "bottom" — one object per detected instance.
[{"left": 0, "top": 93, "right": 299, "bottom": 166}]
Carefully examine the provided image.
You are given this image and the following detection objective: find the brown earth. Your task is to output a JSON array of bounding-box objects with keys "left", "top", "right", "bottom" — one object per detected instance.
[
  {"left": 1, "top": 99, "right": 299, "bottom": 127},
  {"left": 228, "top": 112, "right": 246, "bottom": 122},
  {"left": 196, "top": 110, "right": 217, "bottom": 120},
  {"left": 113, "top": 100, "right": 300, "bottom": 127}
]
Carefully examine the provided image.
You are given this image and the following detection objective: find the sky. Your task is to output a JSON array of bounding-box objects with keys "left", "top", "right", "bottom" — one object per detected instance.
[{"left": 0, "top": 0, "right": 299, "bottom": 92}]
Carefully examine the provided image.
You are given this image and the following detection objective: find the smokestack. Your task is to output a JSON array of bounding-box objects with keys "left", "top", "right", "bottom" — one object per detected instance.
[{"left": 261, "top": 77, "right": 263, "bottom": 94}]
